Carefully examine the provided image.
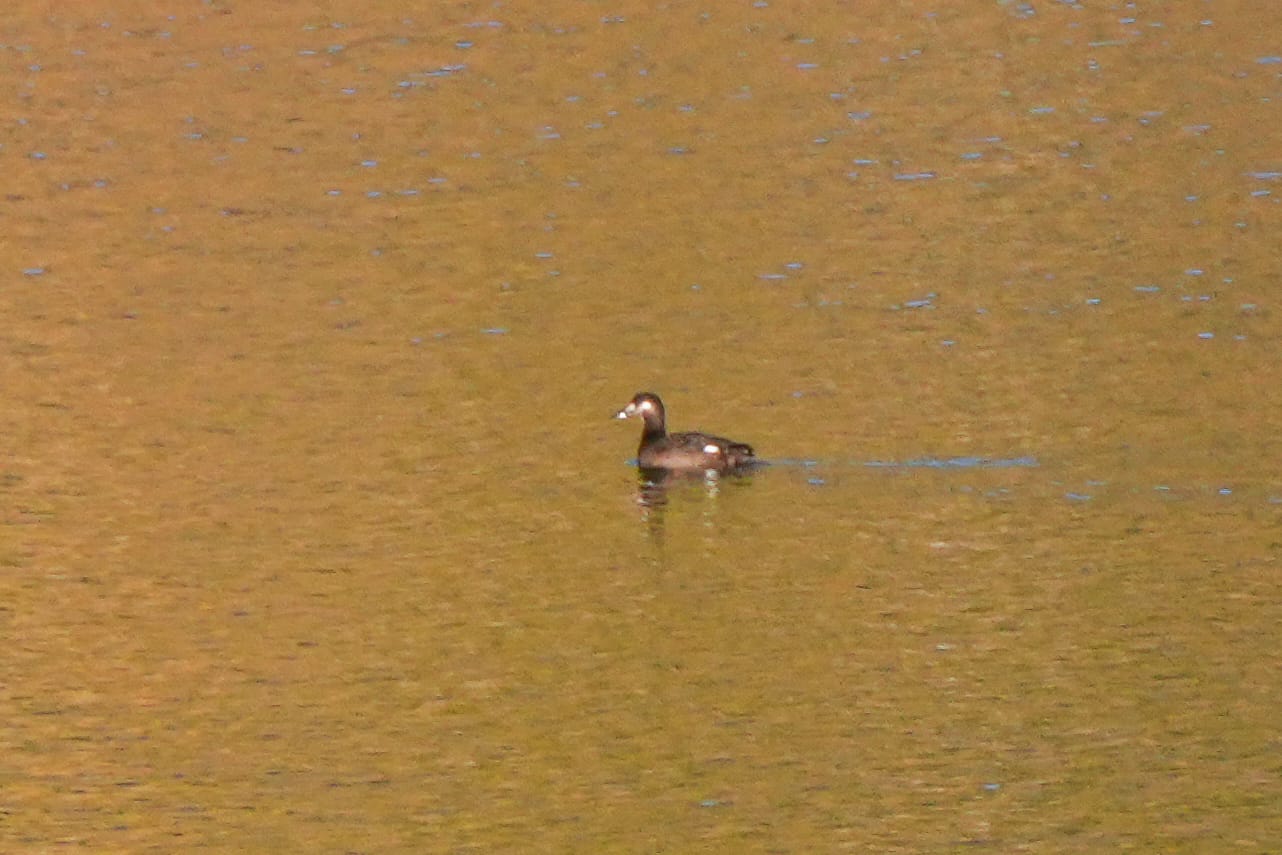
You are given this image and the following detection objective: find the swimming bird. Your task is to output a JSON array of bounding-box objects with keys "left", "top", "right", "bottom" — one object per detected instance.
[{"left": 615, "top": 392, "right": 756, "bottom": 471}]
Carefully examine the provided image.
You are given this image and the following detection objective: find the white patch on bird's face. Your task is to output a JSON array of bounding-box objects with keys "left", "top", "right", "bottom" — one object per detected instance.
[{"left": 617, "top": 397, "right": 655, "bottom": 419}]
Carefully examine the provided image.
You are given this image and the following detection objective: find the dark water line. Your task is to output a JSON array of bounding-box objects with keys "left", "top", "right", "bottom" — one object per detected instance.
[{"left": 768, "top": 456, "right": 1041, "bottom": 470}]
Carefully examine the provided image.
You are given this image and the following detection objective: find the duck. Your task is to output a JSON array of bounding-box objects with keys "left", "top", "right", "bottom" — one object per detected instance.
[{"left": 614, "top": 392, "right": 756, "bottom": 471}]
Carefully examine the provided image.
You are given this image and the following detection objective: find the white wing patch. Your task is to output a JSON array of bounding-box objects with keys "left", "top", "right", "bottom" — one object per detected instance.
[{"left": 703, "top": 443, "right": 721, "bottom": 455}]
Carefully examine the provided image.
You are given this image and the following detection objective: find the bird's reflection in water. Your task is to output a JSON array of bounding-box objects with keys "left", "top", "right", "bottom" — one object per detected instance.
[{"left": 632, "top": 464, "right": 760, "bottom": 543}]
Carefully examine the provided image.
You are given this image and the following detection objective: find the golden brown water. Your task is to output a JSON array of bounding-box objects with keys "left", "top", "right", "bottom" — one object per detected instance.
[{"left": 4, "top": 1, "right": 1281, "bottom": 850}]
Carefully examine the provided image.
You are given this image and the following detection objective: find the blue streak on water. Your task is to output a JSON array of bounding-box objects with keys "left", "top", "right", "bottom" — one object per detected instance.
[
  {"left": 868, "top": 456, "right": 1039, "bottom": 469},
  {"left": 771, "top": 456, "right": 1038, "bottom": 470}
]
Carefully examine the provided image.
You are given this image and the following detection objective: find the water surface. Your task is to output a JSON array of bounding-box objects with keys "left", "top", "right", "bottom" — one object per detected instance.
[{"left": 4, "top": 1, "right": 1281, "bottom": 850}]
